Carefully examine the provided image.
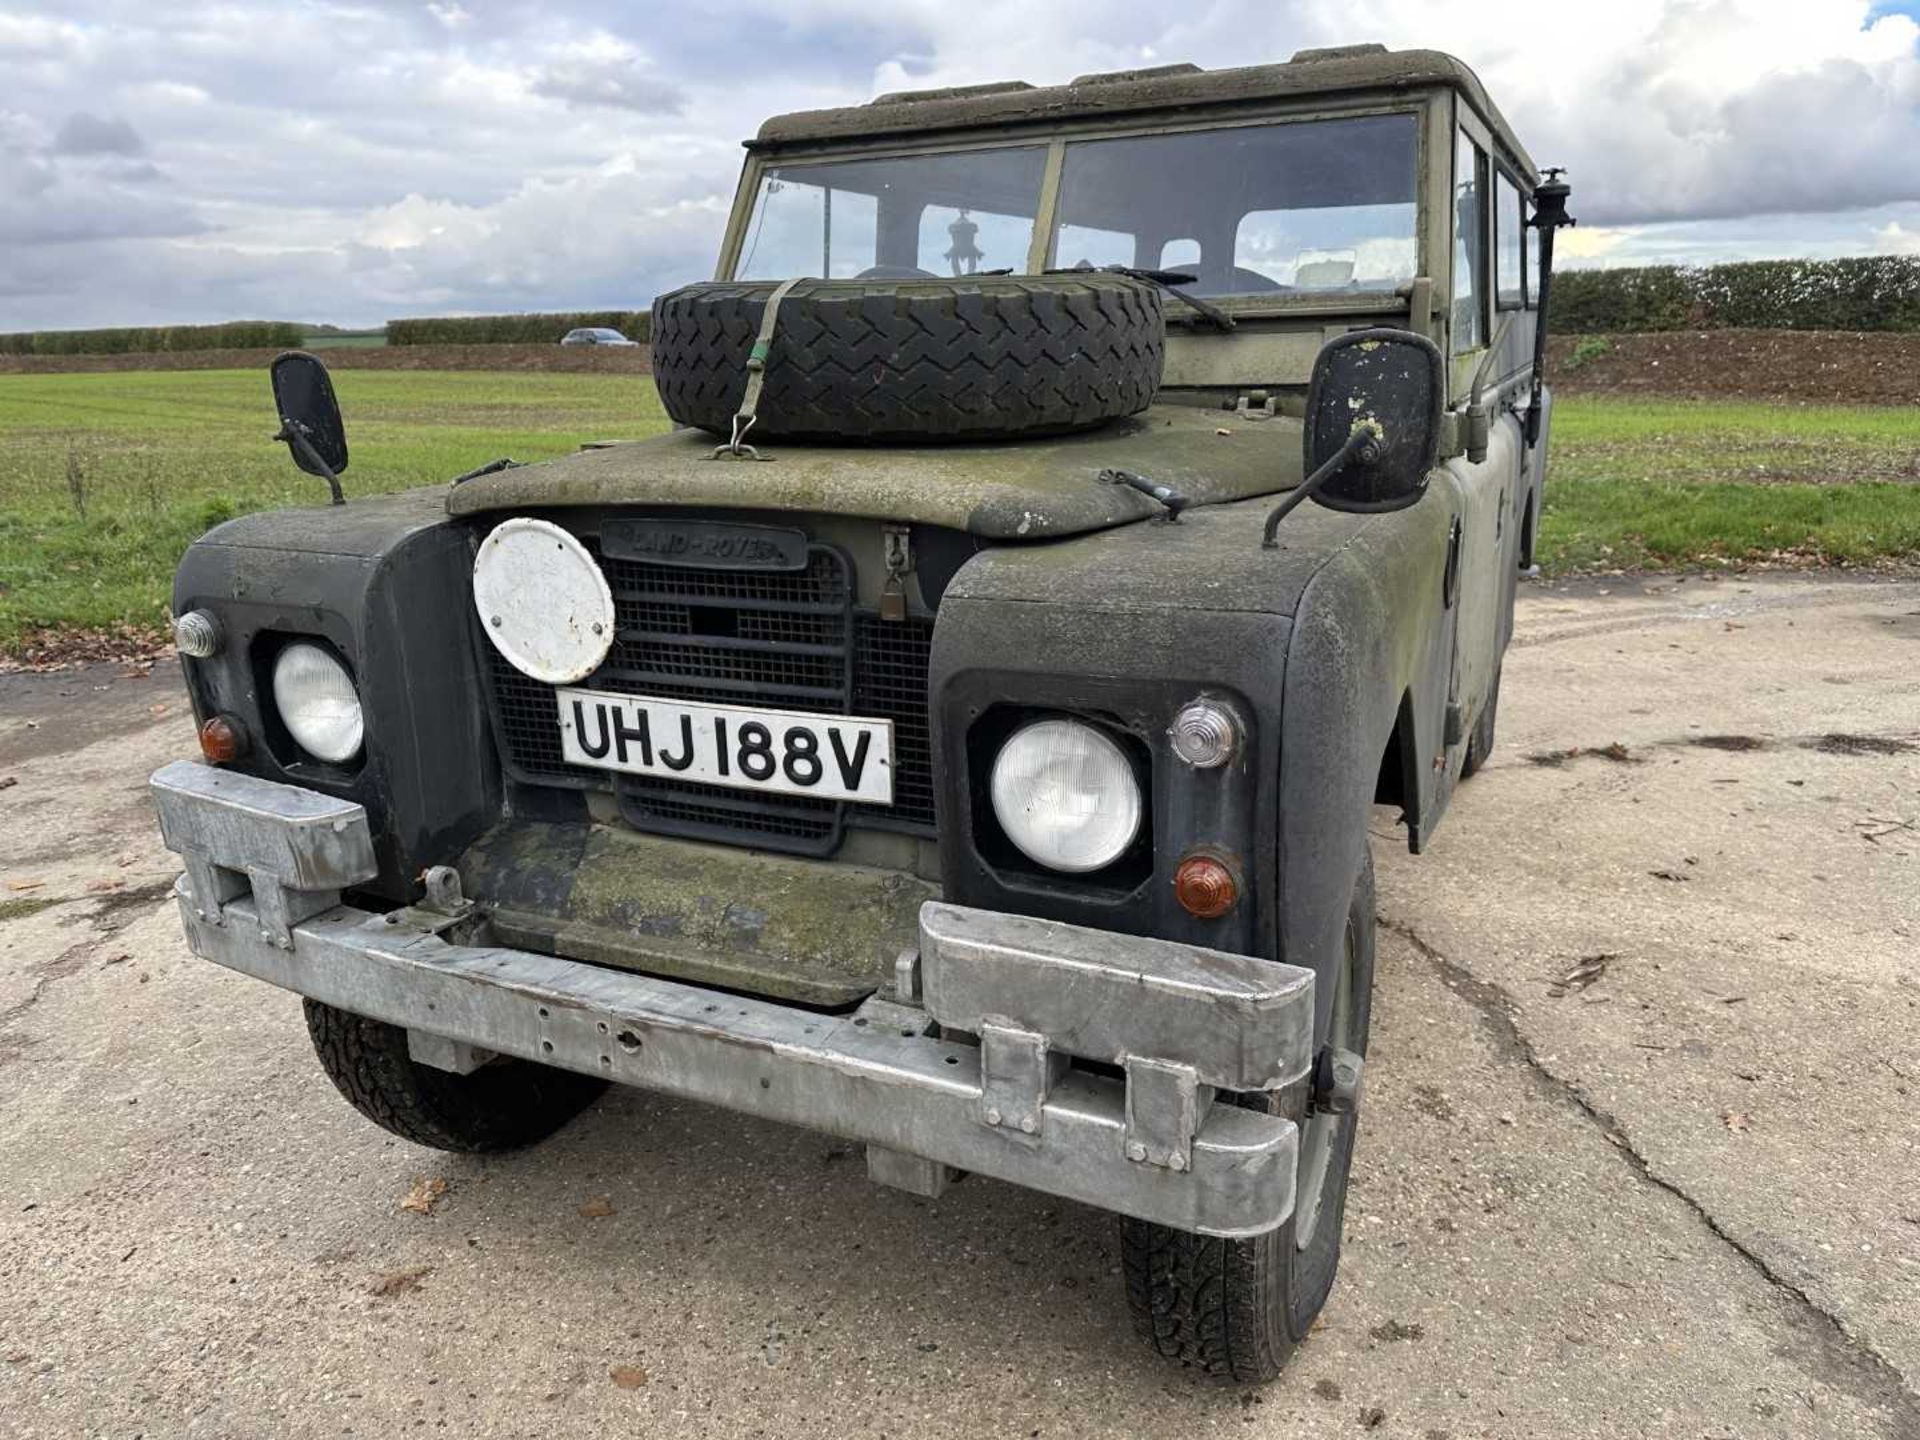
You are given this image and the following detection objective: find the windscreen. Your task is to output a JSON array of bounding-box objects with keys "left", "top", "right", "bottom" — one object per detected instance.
[
  {"left": 737, "top": 146, "right": 1049, "bottom": 280},
  {"left": 734, "top": 113, "right": 1420, "bottom": 301},
  {"left": 1053, "top": 114, "right": 1420, "bottom": 297}
]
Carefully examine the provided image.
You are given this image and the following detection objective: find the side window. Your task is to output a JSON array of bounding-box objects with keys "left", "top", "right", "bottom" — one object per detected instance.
[
  {"left": 1451, "top": 132, "right": 1486, "bottom": 352},
  {"left": 1495, "top": 170, "right": 1524, "bottom": 309},
  {"left": 1527, "top": 200, "right": 1542, "bottom": 310}
]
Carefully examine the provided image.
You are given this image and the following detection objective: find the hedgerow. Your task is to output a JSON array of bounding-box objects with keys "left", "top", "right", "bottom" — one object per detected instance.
[
  {"left": 0, "top": 321, "right": 306, "bottom": 356},
  {"left": 386, "top": 312, "right": 652, "bottom": 346},
  {"left": 1555, "top": 256, "right": 1920, "bottom": 333}
]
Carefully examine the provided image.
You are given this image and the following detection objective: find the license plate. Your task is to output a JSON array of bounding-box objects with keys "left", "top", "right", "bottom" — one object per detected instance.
[{"left": 555, "top": 688, "right": 894, "bottom": 805}]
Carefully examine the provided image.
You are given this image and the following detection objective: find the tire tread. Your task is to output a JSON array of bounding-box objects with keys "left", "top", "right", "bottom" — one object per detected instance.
[{"left": 650, "top": 277, "right": 1165, "bottom": 441}]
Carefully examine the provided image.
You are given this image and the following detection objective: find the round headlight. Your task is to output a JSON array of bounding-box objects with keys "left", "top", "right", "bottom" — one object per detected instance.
[
  {"left": 989, "top": 718, "right": 1142, "bottom": 874},
  {"left": 271, "top": 643, "right": 363, "bottom": 764}
]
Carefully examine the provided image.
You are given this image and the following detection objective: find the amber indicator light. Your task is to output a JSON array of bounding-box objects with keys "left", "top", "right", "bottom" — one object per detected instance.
[
  {"left": 198, "top": 715, "right": 248, "bottom": 763},
  {"left": 1173, "top": 854, "right": 1238, "bottom": 918}
]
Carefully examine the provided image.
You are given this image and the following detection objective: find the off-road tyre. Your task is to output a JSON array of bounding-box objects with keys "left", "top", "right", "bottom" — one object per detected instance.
[
  {"left": 1462, "top": 664, "right": 1501, "bottom": 779},
  {"left": 1121, "top": 851, "right": 1376, "bottom": 1383},
  {"left": 650, "top": 275, "right": 1164, "bottom": 442},
  {"left": 303, "top": 1000, "right": 605, "bottom": 1153}
]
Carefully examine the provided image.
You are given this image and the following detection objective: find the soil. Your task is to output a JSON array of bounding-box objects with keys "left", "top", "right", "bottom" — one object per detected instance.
[
  {"left": 0, "top": 343, "right": 652, "bottom": 376},
  {"left": 1547, "top": 329, "right": 1920, "bottom": 406},
  {"left": 6, "top": 329, "right": 1913, "bottom": 403}
]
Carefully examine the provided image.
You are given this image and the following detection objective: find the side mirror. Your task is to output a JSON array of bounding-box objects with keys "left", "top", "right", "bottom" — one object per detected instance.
[
  {"left": 269, "top": 351, "right": 348, "bottom": 504},
  {"left": 1305, "top": 328, "right": 1443, "bottom": 512},
  {"left": 1263, "top": 327, "right": 1443, "bottom": 546}
]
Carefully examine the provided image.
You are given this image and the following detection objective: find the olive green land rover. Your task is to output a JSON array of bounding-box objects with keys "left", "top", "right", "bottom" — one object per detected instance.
[{"left": 152, "top": 43, "right": 1571, "bottom": 1381}]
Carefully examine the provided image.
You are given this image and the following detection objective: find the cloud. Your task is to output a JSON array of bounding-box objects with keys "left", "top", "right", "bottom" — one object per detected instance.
[
  {"left": 1874, "top": 220, "right": 1920, "bottom": 255},
  {"left": 529, "top": 54, "right": 686, "bottom": 114},
  {"left": 0, "top": 105, "right": 197, "bottom": 248},
  {"left": 52, "top": 111, "right": 144, "bottom": 155},
  {"left": 3, "top": 0, "right": 1920, "bottom": 328}
]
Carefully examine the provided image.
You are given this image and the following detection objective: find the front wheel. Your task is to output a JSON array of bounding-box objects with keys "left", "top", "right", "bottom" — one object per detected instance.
[
  {"left": 304, "top": 1000, "right": 606, "bottom": 1153},
  {"left": 1121, "top": 852, "right": 1375, "bottom": 1382}
]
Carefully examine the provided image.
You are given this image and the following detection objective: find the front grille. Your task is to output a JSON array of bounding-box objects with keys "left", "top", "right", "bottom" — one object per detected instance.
[{"left": 482, "top": 537, "right": 938, "bottom": 854}]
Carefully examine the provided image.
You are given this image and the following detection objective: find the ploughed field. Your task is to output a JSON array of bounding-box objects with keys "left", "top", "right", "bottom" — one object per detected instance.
[{"left": 2, "top": 344, "right": 1918, "bottom": 660}]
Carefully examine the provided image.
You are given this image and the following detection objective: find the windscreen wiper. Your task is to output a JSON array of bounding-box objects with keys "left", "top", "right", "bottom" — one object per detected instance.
[{"left": 1050, "top": 264, "right": 1236, "bottom": 332}]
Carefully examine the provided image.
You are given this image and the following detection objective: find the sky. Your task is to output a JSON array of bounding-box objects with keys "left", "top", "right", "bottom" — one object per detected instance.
[{"left": 2, "top": 0, "right": 1919, "bottom": 330}]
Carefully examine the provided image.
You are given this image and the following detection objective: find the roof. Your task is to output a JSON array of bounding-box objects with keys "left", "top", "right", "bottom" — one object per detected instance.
[{"left": 752, "top": 46, "right": 1535, "bottom": 176}]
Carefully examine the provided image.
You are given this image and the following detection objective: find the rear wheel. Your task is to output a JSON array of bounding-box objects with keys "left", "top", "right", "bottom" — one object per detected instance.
[
  {"left": 304, "top": 1000, "right": 605, "bottom": 1153},
  {"left": 1461, "top": 664, "right": 1501, "bottom": 779},
  {"left": 1122, "top": 852, "right": 1375, "bottom": 1382}
]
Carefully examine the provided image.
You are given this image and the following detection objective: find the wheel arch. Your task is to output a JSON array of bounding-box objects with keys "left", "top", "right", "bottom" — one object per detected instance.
[
  {"left": 1278, "top": 505, "right": 1456, "bottom": 1038},
  {"left": 1371, "top": 688, "right": 1423, "bottom": 842}
]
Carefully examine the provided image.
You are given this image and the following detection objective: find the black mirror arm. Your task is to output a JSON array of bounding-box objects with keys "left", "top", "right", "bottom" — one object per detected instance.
[
  {"left": 1525, "top": 169, "right": 1577, "bottom": 448},
  {"left": 274, "top": 419, "right": 345, "bottom": 505},
  {"left": 1261, "top": 427, "right": 1381, "bottom": 549}
]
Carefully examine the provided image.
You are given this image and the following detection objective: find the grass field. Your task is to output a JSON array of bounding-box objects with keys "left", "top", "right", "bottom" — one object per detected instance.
[
  {"left": 1541, "top": 397, "right": 1920, "bottom": 571},
  {"left": 0, "top": 372, "right": 1915, "bottom": 656},
  {"left": 0, "top": 369, "right": 667, "bottom": 651}
]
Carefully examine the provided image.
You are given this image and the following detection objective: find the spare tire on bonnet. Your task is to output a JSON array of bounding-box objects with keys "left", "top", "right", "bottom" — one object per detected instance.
[{"left": 650, "top": 275, "right": 1164, "bottom": 443}]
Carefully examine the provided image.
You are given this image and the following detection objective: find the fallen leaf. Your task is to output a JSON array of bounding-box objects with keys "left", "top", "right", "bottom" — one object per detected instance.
[
  {"left": 1359, "top": 1405, "right": 1388, "bottom": 1429},
  {"left": 1549, "top": 954, "right": 1615, "bottom": 997},
  {"left": 1722, "top": 1111, "right": 1751, "bottom": 1133},
  {"left": 369, "top": 1265, "right": 432, "bottom": 1297},
  {"left": 0, "top": 777, "right": 16, "bottom": 791},
  {"left": 1368, "top": 1318, "right": 1424, "bottom": 1343},
  {"left": 103, "top": 953, "right": 131, "bottom": 966},
  {"left": 1214, "top": 427, "right": 1233, "bottom": 436},
  {"left": 399, "top": 1176, "right": 449, "bottom": 1216},
  {"left": 609, "top": 1364, "right": 648, "bottom": 1390},
  {"left": 86, "top": 878, "right": 125, "bottom": 894},
  {"left": 150, "top": 703, "right": 170, "bottom": 718},
  {"left": 7, "top": 880, "right": 45, "bottom": 892},
  {"left": 578, "top": 1195, "right": 615, "bottom": 1219}
]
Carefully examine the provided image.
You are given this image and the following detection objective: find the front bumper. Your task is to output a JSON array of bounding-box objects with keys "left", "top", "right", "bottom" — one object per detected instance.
[{"left": 152, "top": 760, "right": 1316, "bottom": 1239}]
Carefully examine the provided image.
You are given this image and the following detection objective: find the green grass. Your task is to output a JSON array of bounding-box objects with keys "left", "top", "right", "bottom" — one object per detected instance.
[
  {"left": 2, "top": 375, "right": 1917, "bottom": 655},
  {"left": 1551, "top": 397, "right": 1920, "bottom": 484},
  {"left": 1538, "top": 396, "right": 1920, "bottom": 572},
  {"left": 0, "top": 368, "right": 667, "bottom": 650}
]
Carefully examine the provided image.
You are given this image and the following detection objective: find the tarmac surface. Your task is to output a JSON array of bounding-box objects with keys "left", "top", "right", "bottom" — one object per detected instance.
[{"left": 1, "top": 571, "right": 1915, "bottom": 1439}]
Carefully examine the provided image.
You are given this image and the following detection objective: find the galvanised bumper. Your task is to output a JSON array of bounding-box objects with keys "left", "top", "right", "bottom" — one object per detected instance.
[{"left": 151, "top": 760, "right": 1315, "bottom": 1238}]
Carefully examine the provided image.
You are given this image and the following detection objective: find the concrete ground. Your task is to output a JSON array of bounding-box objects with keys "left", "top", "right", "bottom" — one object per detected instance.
[{"left": 1, "top": 572, "right": 1915, "bottom": 1439}]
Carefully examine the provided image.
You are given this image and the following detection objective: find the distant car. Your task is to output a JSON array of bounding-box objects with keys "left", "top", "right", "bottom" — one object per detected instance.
[{"left": 559, "top": 327, "right": 638, "bottom": 347}]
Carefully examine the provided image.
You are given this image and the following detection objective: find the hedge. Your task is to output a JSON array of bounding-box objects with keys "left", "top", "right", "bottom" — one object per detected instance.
[
  {"left": 387, "top": 311, "right": 652, "bottom": 346},
  {"left": 0, "top": 321, "right": 307, "bottom": 356},
  {"left": 1554, "top": 255, "right": 1920, "bottom": 333}
]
